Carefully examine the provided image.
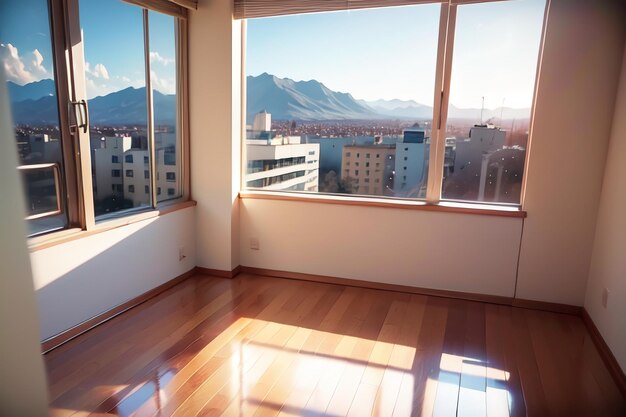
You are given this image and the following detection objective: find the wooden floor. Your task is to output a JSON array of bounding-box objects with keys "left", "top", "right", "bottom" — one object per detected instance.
[{"left": 45, "top": 273, "right": 625, "bottom": 417}]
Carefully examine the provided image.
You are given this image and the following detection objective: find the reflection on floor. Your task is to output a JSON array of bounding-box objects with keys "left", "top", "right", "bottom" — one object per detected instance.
[{"left": 45, "top": 273, "right": 626, "bottom": 417}]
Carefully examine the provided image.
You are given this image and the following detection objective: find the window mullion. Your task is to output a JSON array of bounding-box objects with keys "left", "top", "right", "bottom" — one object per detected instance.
[
  {"left": 143, "top": 9, "right": 158, "bottom": 208},
  {"left": 63, "top": 0, "right": 96, "bottom": 229},
  {"left": 426, "top": 2, "right": 456, "bottom": 204}
]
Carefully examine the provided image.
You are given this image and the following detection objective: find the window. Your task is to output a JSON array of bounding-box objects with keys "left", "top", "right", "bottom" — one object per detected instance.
[
  {"left": 166, "top": 172, "right": 176, "bottom": 181},
  {"left": 2, "top": 0, "right": 67, "bottom": 236},
  {"left": 128, "top": 185, "right": 135, "bottom": 193},
  {"left": 144, "top": 170, "right": 150, "bottom": 179},
  {"left": 242, "top": 0, "right": 545, "bottom": 206},
  {"left": 125, "top": 170, "right": 134, "bottom": 178},
  {"left": 145, "top": 185, "right": 150, "bottom": 194},
  {"left": 2, "top": 0, "right": 188, "bottom": 235}
]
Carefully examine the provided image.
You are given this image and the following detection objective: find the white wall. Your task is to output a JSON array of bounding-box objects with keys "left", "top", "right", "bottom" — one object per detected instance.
[
  {"left": 516, "top": 0, "right": 626, "bottom": 305},
  {"left": 240, "top": 199, "right": 523, "bottom": 297},
  {"left": 0, "top": 68, "right": 49, "bottom": 415},
  {"left": 585, "top": 44, "right": 626, "bottom": 373},
  {"left": 189, "top": 0, "right": 241, "bottom": 272},
  {"left": 235, "top": 0, "right": 626, "bottom": 305},
  {"left": 31, "top": 207, "right": 196, "bottom": 341}
]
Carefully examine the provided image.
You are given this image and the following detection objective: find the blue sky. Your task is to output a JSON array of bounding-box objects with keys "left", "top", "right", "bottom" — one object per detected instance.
[
  {"left": 1, "top": 0, "right": 545, "bottom": 107},
  {"left": 0, "top": 0, "right": 176, "bottom": 98},
  {"left": 247, "top": 0, "right": 546, "bottom": 109}
]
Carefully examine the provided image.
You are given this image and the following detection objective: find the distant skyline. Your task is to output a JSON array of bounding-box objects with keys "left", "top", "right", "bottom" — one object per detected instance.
[
  {"left": 247, "top": 0, "right": 546, "bottom": 110},
  {"left": 0, "top": 0, "right": 176, "bottom": 99}
]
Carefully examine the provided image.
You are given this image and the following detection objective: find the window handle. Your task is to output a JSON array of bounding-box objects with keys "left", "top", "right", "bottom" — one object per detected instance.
[{"left": 70, "top": 100, "right": 89, "bottom": 134}]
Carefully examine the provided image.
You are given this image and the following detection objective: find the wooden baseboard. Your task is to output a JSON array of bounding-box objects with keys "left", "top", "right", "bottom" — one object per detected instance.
[
  {"left": 240, "top": 266, "right": 514, "bottom": 306},
  {"left": 41, "top": 267, "right": 197, "bottom": 354},
  {"left": 512, "top": 298, "right": 582, "bottom": 316},
  {"left": 196, "top": 265, "right": 241, "bottom": 279},
  {"left": 582, "top": 308, "right": 626, "bottom": 397}
]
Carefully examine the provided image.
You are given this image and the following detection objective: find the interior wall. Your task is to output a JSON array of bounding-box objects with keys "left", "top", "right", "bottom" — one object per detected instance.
[
  {"left": 585, "top": 43, "right": 626, "bottom": 373},
  {"left": 516, "top": 0, "right": 626, "bottom": 305},
  {"left": 235, "top": 0, "right": 626, "bottom": 305},
  {"left": 0, "top": 69, "right": 49, "bottom": 415},
  {"left": 240, "top": 199, "right": 524, "bottom": 297},
  {"left": 31, "top": 207, "right": 196, "bottom": 341},
  {"left": 189, "top": 0, "right": 241, "bottom": 271}
]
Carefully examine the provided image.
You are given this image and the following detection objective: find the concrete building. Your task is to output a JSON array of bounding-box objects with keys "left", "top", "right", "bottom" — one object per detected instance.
[
  {"left": 252, "top": 110, "right": 271, "bottom": 132},
  {"left": 246, "top": 136, "right": 319, "bottom": 192},
  {"left": 445, "top": 124, "right": 507, "bottom": 202},
  {"left": 341, "top": 143, "right": 395, "bottom": 196},
  {"left": 394, "top": 128, "right": 429, "bottom": 198},
  {"left": 246, "top": 111, "right": 320, "bottom": 192},
  {"left": 92, "top": 136, "right": 180, "bottom": 207}
]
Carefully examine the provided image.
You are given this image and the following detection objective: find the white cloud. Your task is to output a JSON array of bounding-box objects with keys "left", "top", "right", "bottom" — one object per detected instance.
[
  {"left": 0, "top": 43, "right": 51, "bottom": 84},
  {"left": 85, "top": 62, "right": 110, "bottom": 80},
  {"left": 150, "top": 70, "right": 175, "bottom": 95},
  {"left": 150, "top": 52, "right": 174, "bottom": 66}
]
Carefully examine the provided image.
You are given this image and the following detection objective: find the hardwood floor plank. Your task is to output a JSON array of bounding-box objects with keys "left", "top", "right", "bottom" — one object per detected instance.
[{"left": 43, "top": 273, "right": 626, "bottom": 417}]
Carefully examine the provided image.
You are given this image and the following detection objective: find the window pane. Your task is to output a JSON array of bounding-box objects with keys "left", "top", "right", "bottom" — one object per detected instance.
[
  {"left": 1, "top": 0, "right": 68, "bottom": 236},
  {"left": 149, "top": 10, "right": 181, "bottom": 203},
  {"left": 245, "top": 4, "right": 440, "bottom": 198},
  {"left": 80, "top": 0, "right": 151, "bottom": 217},
  {"left": 441, "top": 0, "right": 545, "bottom": 205}
]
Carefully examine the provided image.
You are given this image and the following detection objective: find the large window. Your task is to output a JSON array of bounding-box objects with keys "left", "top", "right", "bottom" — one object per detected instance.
[
  {"left": 242, "top": 0, "right": 546, "bottom": 207},
  {"left": 2, "top": 0, "right": 189, "bottom": 237}
]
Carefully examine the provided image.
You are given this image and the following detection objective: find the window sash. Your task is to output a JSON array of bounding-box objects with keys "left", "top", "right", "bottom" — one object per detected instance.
[
  {"left": 241, "top": 0, "right": 541, "bottom": 207},
  {"left": 17, "top": 0, "right": 190, "bottom": 237}
]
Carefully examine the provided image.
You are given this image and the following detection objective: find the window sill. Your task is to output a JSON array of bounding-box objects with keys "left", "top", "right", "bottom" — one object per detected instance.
[
  {"left": 238, "top": 191, "right": 527, "bottom": 219},
  {"left": 28, "top": 200, "right": 197, "bottom": 252}
]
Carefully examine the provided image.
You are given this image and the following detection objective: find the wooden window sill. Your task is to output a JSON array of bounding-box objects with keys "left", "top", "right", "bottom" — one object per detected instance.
[
  {"left": 28, "top": 200, "right": 197, "bottom": 252},
  {"left": 239, "top": 191, "right": 527, "bottom": 218}
]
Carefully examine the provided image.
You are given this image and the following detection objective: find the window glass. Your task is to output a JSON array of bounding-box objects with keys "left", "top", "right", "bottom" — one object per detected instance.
[
  {"left": 441, "top": 0, "right": 545, "bottom": 204},
  {"left": 1, "top": 0, "right": 68, "bottom": 235},
  {"left": 245, "top": 4, "right": 440, "bottom": 197},
  {"left": 80, "top": 0, "right": 150, "bottom": 217},
  {"left": 149, "top": 10, "right": 181, "bottom": 203}
]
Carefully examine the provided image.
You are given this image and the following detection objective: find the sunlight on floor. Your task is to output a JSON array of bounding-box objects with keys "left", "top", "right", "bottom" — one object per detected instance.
[
  {"left": 76, "top": 318, "right": 514, "bottom": 417},
  {"left": 431, "top": 353, "right": 511, "bottom": 417}
]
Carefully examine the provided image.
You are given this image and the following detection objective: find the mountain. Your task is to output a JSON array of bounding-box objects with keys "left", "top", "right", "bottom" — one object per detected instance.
[
  {"left": 363, "top": 98, "right": 433, "bottom": 119},
  {"left": 247, "top": 73, "right": 382, "bottom": 121},
  {"left": 8, "top": 77, "right": 531, "bottom": 126},
  {"left": 7, "top": 79, "right": 55, "bottom": 102},
  {"left": 8, "top": 82, "right": 176, "bottom": 126},
  {"left": 87, "top": 87, "right": 175, "bottom": 125}
]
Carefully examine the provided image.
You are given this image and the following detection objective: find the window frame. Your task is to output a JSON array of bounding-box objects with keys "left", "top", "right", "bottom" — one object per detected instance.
[
  {"left": 23, "top": 0, "right": 191, "bottom": 245},
  {"left": 239, "top": 0, "right": 549, "bottom": 212}
]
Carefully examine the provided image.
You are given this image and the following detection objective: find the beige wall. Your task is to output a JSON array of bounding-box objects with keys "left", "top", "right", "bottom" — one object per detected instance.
[
  {"left": 189, "top": 0, "right": 241, "bottom": 271},
  {"left": 516, "top": 0, "right": 626, "bottom": 305},
  {"left": 240, "top": 199, "right": 523, "bottom": 296},
  {"left": 0, "top": 68, "right": 48, "bottom": 416},
  {"left": 233, "top": 0, "right": 626, "bottom": 304},
  {"left": 585, "top": 44, "right": 626, "bottom": 373},
  {"left": 31, "top": 207, "right": 196, "bottom": 341}
]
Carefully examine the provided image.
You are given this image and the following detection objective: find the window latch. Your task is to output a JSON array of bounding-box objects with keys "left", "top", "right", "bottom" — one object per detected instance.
[{"left": 70, "top": 100, "right": 89, "bottom": 134}]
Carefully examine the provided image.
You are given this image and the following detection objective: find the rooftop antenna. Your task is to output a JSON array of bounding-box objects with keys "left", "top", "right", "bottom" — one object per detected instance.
[{"left": 480, "top": 96, "right": 485, "bottom": 125}]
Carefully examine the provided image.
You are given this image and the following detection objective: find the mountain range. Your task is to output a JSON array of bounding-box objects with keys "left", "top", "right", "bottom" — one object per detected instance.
[
  {"left": 8, "top": 79, "right": 176, "bottom": 126},
  {"left": 8, "top": 75, "right": 530, "bottom": 126},
  {"left": 247, "top": 73, "right": 531, "bottom": 122}
]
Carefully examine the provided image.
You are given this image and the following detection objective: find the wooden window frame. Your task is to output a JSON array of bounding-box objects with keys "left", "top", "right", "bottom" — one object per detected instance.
[
  {"left": 240, "top": 0, "right": 549, "bottom": 213},
  {"left": 24, "top": 0, "right": 191, "bottom": 247}
]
